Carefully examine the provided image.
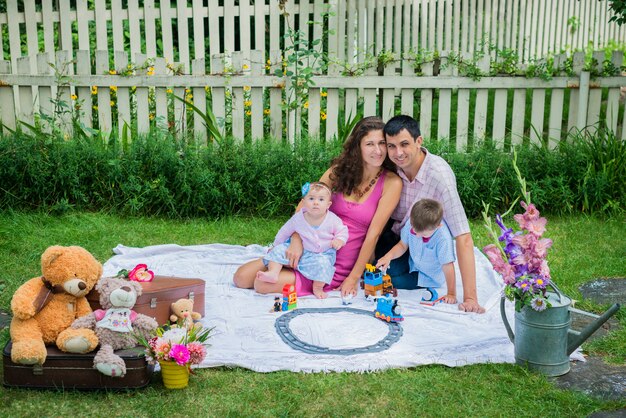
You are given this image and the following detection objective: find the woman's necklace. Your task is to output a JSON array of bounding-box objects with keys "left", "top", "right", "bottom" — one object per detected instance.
[{"left": 354, "top": 168, "right": 383, "bottom": 199}]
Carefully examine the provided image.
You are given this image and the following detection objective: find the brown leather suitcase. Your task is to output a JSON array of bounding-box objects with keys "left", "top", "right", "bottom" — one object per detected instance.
[
  {"left": 2, "top": 341, "right": 154, "bottom": 390},
  {"left": 87, "top": 275, "right": 206, "bottom": 325}
]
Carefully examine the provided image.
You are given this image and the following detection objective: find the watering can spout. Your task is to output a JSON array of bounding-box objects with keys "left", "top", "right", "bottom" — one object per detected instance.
[{"left": 567, "top": 303, "right": 621, "bottom": 356}]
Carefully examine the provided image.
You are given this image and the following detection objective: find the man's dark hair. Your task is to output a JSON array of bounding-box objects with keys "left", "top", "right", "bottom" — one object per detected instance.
[{"left": 384, "top": 115, "right": 421, "bottom": 139}]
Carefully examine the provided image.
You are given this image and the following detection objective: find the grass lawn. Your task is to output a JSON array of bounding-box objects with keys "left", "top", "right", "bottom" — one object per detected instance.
[{"left": 0, "top": 211, "right": 624, "bottom": 417}]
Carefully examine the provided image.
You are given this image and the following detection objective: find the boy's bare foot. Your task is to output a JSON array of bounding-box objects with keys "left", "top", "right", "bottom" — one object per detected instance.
[
  {"left": 312, "top": 282, "right": 327, "bottom": 299},
  {"left": 256, "top": 270, "right": 278, "bottom": 283}
]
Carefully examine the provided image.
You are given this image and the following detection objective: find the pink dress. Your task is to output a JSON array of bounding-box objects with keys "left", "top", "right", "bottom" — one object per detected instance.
[{"left": 295, "top": 171, "right": 387, "bottom": 296}]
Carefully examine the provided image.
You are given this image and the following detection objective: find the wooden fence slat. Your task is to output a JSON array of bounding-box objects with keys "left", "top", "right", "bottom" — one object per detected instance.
[
  {"left": 456, "top": 88, "right": 470, "bottom": 151},
  {"left": 59, "top": 0, "right": 73, "bottom": 54},
  {"left": 269, "top": 0, "right": 280, "bottom": 53},
  {"left": 548, "top": 54, "right": 566, "bottom": 148},
  {"left": 429, "top": 0, "right": 437, "bottom": 50},
  {"left": 254, "top": 0, "right": 265, "bottom": 56},
  {"left": 577, "top": 71, "right": 591, "bottom": 131},
  {"left": 530, "top": 88, "right": 546, "bottom": 145},
  {"left": 135, "top": 53, "right": 151, "bottom": 135},
  {"left": 402, "top": 0, "right": 411, "bottom": 56},
  {"left": 347, "top": 0, "right": 357, "bottom": 63},
  {"left": 115, "top": 51, "right": 131, "bottom": 133},
  {"left": 268, "top": 50, "right": 282, "bottom": 140},
  {"left": 95, "top": 50, "right": 112, "bottom": 132},
  {"left": 210, "top": 54, "right": 226, "bottom": 137},
  {"left": 174, "top": 82, "right": 186, "bottom": 136},
  {"left": 224, "top": 0, "right": 235, "bottom": 54},
  {"left": 420, "top": 62, "right": 433, "bottom": 140},
  {"left": 437, "top": 55, "right": 452, "bottom": 140},
  {"left": 606, "top": 51, "right": 624, "bottom": 134},
  {"left": 250, "top": 50, "right": 264, "bottom": 140},
  {"left": 492, "top": 89, "right": 507, "bottom": 148},
  {"left": 240, "top": 0, "right": 252, "bottom": 60},
  {"left": 363, "top": 65, "right": 377, "bottom": 118},
  {"left": 567, "top": 52, "right": 585, "bottom": 133},
  {"left": 453, "top": 0, "right": 461, "bottom": 53},
  {"left": 145, "top": 0, "right": 157, "bottom": 58},
  {"left": 177, "top": 0, "right": 190, "bottom": 72},
  {"left": 75, "top": 50, "right": 93, "bottom": 132},
  {"left": 308, "top": 87, "right": 321, "bottom": 139},
  {"left": 17, "top": 57, "right": 34, "bottom": 126},
  {"left": 55, "top": 51, "right": 72, "bottom": 131},
  {"left": 511, "top": 88, "right": 526, "bottom": 146},
  {"left": 152, "top": 57, "right": 167, "bottom": 129},
  {"left": 24, "top": 0, "right": 38, "bottom": 58},
  {"left": 94, "top": 0, "right": 108, "bottom": 51},
  {"left": 473, "top": 56, "right": 490, "bottom": 145},
  {"left": 37, "top": 53, "right": 54, "bottom": 124},
  {"left": 7, "top": 0, "right": 20, "bottom": 70},
  {"left": 0, "top": 60, "right": 16, "bottom": 131},
  {"left": 476, "top": 0, "right": 483, "bottom": 52},
  {"left": 191, "top": 58, "right": 208, "bottom": 143},
  {"left": 468, "top": 0, "right": 476, "bottom": 53},
  {"left": 208, "top": 0, "right": 220, "bottom": 58},
  {"left": 400, "top": 53, "right": 414, "bottom": 116},
  {"left": 586, "top": 51, "right": 604, "bottom": 128},
  {"left": 76, "top": 0, "right": 90, "bottom": 52},
  {"left": 128, "top": 0, "right": 142, "bottom": 57},
  {"left": 231, "top": 52, "right": 245, "bottom": 140},
  {"left": 381, "top": 64, "right": 395, "bottom": 121},
  {"left": 111, "top": 0, "right": 124, "bottom": 53},
  {"left": 161, "top": 0, "right": 175, "bottom": 63},
  {"left": 393, "top": 0, "right": 402, "bottom": 62},
  {"left": 375, "top": 0, "right": 384, "bottom": 54},
  {"left": 41, "top": 0, "right": 55, "bottom": 55}
]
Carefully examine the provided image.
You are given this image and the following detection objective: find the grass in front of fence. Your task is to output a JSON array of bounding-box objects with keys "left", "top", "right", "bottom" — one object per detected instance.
[{"left": 0, "top": 211, "right": 624, "bottom": 416}]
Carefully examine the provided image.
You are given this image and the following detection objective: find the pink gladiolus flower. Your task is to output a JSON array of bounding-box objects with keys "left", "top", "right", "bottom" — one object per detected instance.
[
  {"left": 521, "top": 201, "right": 540, "bottom": 220},
  {"left": 533, "top": 238, "right": 553, "bottom": 258},
  {"left": 169, "top": 344, "right": 191, "bottom": 366}
]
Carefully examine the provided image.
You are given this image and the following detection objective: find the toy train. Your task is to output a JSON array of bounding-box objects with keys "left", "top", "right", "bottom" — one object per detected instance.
[{"left": 374, "top": 293, "right": 404, "bottom": 322}]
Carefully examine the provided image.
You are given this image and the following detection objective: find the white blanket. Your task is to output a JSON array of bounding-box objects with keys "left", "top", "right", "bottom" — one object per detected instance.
[{"left": 103, "top": 243, "right": 518, "bottom": 372}]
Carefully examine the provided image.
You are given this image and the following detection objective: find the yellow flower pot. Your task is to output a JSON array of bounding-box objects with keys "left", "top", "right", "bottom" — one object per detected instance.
[{"left": 159, "top": 361, "right": 189, "bottom": 389}]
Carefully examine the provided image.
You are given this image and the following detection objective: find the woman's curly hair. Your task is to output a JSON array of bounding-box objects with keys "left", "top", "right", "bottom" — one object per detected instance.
[{"left": 329, "top": 116, "right": 396, "bottom": 195}]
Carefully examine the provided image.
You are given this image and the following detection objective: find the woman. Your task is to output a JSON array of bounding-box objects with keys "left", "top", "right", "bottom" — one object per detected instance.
[{"left": 232, "top": 116, "right": 402, "bottom": 297}]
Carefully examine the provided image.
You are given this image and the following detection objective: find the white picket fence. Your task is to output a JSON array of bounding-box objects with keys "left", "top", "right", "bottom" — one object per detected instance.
[
  {"left": 0, "top": 0, "right": 625, "bottom": 147},
  {"left": 1, "top": 47, "right": 624, "bottom": 150}
]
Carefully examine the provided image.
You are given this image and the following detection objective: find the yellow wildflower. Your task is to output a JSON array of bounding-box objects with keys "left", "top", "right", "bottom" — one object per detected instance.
[
  {"left": 243, "top": 86, "right": 251, "bottom": 91},
  {"left": 225, "top": 90, "right": 231, "bottom": 96},
  {"left": 185, "top": 88, "right": 191, "bottom": 93},
  {"left": 320, "top": 111, "right": 327, "bottom": 120},
  {"left": 264, "top": 109, "right": 270, "bottom": 115},
  {"left": 320, "top": 91, "right": 328, "bottom": 97},
  {"left": 303, "top": 101, "right": 309, "bottom": 109},
  {"left": 204, "top": 86, "right": 209, "bottom": 91},
  {"left": 110, "top": 86, "right": 118, "bottom": 92},
  {"left": 110, "top": 100, "right": 115, "bottom": 107},
  {"left": 245, "top": 110, "right": 251, "bottom": 116},
  {"left": 93, "top": 105, "right": 98, "bottom": 110},
  {"left": 244, "top": 100, "right": 252, "bottom": 108},
  {"left": 149, "top": 113, "right": 155, "bottom": 120},
  {"left": 91, "top": 86, "right": 98, "bottom": 95},
  {"left": 147, "top": 67, "right": 155, "bottom": 75},
  {"left": 267, "top": 59, "right": 271, "bottom": 65},
  {"left": 166, "top": 88, "right": 173, "bottom": 94},
  {"left": 243, "top": 64, "right": 249, "bottom": 70},
  {"left": 186, "top": 94, "right": 193, "bottom": 100},
  {"left": 265, "top": 65, "right": 271, "bottom": 70},
  {"left": 71, "top": 94, "right": 77, "bottom": 100},
  {"left": 109, "top": 70, "right": 116, "bottom": 75}
]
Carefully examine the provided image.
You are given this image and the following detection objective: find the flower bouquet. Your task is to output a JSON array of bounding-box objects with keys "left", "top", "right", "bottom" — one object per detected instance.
[
  {"left": 482, "top": 153, "right": 554, "bottom": 312},
  {"left": 116, "top": 263, "right": 154, "bottom": 282},
  {"left": 136, "top": 324, "right": 213, "bottom": 389}
]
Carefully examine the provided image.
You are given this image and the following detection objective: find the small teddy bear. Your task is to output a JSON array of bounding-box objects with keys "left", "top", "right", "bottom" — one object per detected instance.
[
  {"left": 169, "top": 298, "right": 202, "bottom": 331},
  {"left": 71, "top": 276, "right": 158, "bottom": 377},
  {"left": 10, "top": 245, "right": 102, "bottom": 365}
]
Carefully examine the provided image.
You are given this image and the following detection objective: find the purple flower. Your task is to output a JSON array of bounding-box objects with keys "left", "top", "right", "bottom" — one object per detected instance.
[
  {"left": 515, "top": 279, "right": 533, "bottom": 293},
  {"left": 169, "top": 344, "right": 191, "bottom": 366},
  {"left": 531, "top": 296, "right": 548, "bottom": 312}
]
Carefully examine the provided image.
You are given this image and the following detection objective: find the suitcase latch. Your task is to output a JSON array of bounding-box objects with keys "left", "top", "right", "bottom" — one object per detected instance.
[
  {"left": 151, "top": 297, "right": 157, "bottom": 308},
  {"left": 33, "top": 364, "right": 43, "bottom": 375},
  {"left": 188, "top": 292, "right": 195, "bottom": 301}
]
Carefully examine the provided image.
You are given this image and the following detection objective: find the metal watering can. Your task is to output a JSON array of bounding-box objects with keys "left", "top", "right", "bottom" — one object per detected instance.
[{"left": 500, "top": 284, "right": 621, "bottom": 376}]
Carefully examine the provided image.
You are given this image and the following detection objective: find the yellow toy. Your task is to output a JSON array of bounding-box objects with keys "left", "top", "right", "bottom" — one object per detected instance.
[
  {"left": 170, "top": 298, "right": 203, "bottom": 330},
  {"left": 9, "top": 246, "right": 101, "bottom": 365}
]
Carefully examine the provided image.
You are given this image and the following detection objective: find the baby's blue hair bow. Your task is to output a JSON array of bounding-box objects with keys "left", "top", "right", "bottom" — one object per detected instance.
[{"left": 301, "top": 182, "right": 310, "bottom": 197}]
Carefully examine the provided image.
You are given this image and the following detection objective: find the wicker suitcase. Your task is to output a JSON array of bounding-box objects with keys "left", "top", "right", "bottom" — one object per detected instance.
[
  {"left": 87, "top": 275, "right": 205, "bottom": 325},
  {"left": 2, "top": 341, "right": 153, "bottom": 390}
]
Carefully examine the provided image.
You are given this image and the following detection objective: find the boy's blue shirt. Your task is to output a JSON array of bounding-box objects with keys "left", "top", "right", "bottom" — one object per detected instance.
[{"left": 400, "top": 222, "right": 456, "bottom": 288}]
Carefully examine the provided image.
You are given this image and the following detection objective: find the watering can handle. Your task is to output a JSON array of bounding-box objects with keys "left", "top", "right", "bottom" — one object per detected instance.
[
  {"left": 547, "top": 282, "right": 563, "bottom": 303},
  {"left": 500, "top": 297, "right": 515, "bottom": 343}
]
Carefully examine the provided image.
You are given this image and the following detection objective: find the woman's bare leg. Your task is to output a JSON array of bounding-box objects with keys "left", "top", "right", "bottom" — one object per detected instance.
[
  {"left": 254, "top": 269, "right": 296, "bottom": 294},
  {"left": 233, "top": 258, "right": 265, "bottom": 289}
]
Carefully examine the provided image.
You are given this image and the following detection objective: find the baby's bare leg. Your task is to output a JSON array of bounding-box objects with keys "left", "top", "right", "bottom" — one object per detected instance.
[
  {"left": 256, "top": 261, "right": 282, "bottom": 283},
  {"left": 312, "top": 281, "right": 327, "bottom": 299}
]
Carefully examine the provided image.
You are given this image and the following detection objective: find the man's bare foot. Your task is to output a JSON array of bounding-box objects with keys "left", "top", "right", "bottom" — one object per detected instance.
[
  {"left": 256, "top": 270, "right": 278, "bottom": 283},
  {"left": 312, "top": 282, "right": 327, "bottom": 299}
]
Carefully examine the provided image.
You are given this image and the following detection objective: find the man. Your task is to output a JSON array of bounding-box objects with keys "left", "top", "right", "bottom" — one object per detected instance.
[{"left": 376, "top": 115, "right": 485, "bottom": 313}]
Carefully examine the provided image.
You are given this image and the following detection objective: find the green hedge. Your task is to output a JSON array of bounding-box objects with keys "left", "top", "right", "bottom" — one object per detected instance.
[{"left": 0, "top": 130, "right": 623, "bottom": 218}]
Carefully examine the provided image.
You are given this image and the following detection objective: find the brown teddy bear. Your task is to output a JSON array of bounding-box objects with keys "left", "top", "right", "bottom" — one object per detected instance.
[
  {"left": 71, "top": 276, "right": 158, "bottom": 377},
  {"left": 10, "top": 245, "right": 102, "bottom": 365},
  {"left": 170, "top": 298, "right": 202, "bottom": 330}
]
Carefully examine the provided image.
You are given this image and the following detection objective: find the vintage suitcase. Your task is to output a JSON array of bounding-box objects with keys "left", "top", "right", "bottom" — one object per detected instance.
[
  {"left": 2, "top": 341, "right": 154, "bottom": 390},
  {"left": 87, "top": 275, "right": 206, "bottom": 325}
]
